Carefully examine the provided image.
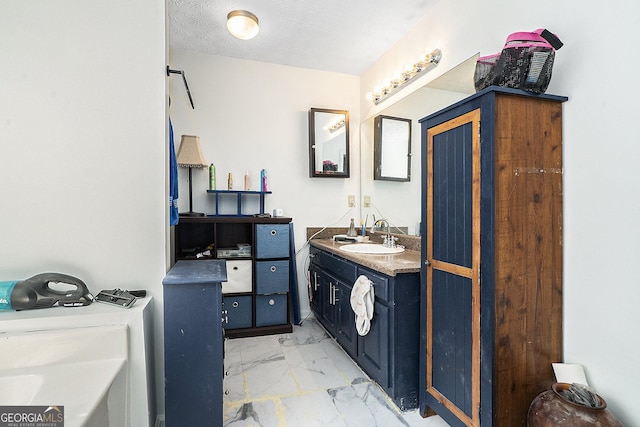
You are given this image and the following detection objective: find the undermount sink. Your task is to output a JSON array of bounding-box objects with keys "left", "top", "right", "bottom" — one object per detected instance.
[{"left": 339, "top": 243, "right": 405, "bottom": 255}]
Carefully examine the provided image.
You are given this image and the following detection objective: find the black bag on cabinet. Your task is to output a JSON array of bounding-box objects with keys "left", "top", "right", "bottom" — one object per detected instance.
[{"left": 474, "top": 28, "right": 563, "bottom": 94}]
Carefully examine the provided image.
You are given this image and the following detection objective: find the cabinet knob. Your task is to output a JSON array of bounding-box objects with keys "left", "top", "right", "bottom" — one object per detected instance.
[
  {"left": 224, "top": 390, "right": 230, "bottom": 395},
  {"left": 269, "top": 299, "right": 275, "bottom": 306},
  {"left": 232, "top": 301, "right": 239, "bottom": 308},
  {"left": 425, "top": 260, "right": 431, "bottom": 266},
  {"left": 270, "top": 265, "right": 277, "bottom": 272},
  {"left": 270, "top": 229, "right": 277, "bottom": 235}
]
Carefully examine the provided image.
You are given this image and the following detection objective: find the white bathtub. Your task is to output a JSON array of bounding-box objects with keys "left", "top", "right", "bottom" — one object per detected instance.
[{"left": 0, "top": 325, "right": 128, "bottom": 427}]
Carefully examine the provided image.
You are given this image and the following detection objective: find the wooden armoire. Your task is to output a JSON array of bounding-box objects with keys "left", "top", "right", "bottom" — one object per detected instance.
[{"left": 419, "top": 87, "right": 567, "bottom": 426}]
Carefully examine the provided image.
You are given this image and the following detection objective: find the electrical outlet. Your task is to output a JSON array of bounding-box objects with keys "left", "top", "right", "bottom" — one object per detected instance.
[
  {"left": 363, "top": 195, "right": 371, "bottom": 208},
  {"left": 348, "top": 195, "right": 356, "bottom": 207}
]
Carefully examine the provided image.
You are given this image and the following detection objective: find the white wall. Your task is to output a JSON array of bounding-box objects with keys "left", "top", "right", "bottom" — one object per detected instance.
[
  {"left": 1, "top": 0, "right": 167, "bottom": 422},
  {"left": 361, "top": 0, "right": 640, "bottom": 423},
  {"left": 168, "top": 51, "right": 361, "bottom": 321}
]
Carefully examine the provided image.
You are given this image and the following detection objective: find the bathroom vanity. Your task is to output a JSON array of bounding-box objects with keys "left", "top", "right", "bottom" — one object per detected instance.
[{"left": 308, "top": 239, "right": 421, "bottom": 410}]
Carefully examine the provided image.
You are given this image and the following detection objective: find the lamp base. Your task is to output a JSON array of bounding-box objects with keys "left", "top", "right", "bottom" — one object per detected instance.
[{"left": 179, "top": 211, "right": 205, "bottom": 217}]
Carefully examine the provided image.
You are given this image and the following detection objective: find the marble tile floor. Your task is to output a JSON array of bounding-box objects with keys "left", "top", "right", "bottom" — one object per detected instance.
[{"left": 223, "top": 317, "right": 450, "bottom": 427}]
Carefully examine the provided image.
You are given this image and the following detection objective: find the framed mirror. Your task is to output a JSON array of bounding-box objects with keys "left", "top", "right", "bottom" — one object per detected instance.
[
  {"left": 309, "top": 108, "right": 350, "bottom": 178},
  {"left": 374, "top": 115, "right": 412, "bottom": 181}
]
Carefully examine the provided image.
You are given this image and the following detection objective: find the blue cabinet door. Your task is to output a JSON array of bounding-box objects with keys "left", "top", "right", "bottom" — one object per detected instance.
[
  {"left": 424, "top": 108, "right": 481, "bottom": 427},
  {"left": 357, "top": 300, "right": 390, "bottom": 388},
  {"left": 335, "top": 280, "right": 357, "bottom": 357},
  {"left": 320, "top": 271, "right": 338, "bottom": 335}
]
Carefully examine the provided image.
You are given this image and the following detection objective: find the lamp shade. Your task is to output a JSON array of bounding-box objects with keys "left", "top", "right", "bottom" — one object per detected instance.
[
  {"left": 176, "top": 135, "right": 207, "bottom": 168},
  {"left": 227, "top": 10, "right": 259, "bottom": 40}
]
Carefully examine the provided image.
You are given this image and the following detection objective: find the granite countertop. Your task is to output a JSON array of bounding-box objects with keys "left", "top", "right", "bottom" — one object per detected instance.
[{"left": 309, "top": 238, "right": 421, "bottom": 277}]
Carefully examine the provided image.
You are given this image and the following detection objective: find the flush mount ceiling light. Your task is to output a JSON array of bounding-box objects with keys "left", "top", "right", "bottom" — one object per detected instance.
[{"left": 227, "top": 10, "right": 259, "bottom": 40}]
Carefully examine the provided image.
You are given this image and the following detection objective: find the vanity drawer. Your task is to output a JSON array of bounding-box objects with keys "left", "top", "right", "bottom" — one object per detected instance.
[
  {"left": 255, "top": 224, "right": 290, "bottom": 259},
  {"left": 223, "top": 296, "right": 252, "bottom": 329},
  {"left": 255, "top": 294, "right": 288, "bottom": 327},
  {"left": 358, "top": 268, "right": 389, "bottom": 303},
  {"left": 221, "top": 260, "right": 252, "bottom": 294},
  {"left": 322, "top": 252, "right": 357, "bottom": 283},
  {"left": 255, "top": 260, "right": 289, "bottom": 294}
]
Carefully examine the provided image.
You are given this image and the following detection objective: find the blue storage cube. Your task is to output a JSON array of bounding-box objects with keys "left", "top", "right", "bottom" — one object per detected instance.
[
  {"left": 255, "top": 260, "right": 289, "bottom": 294},
  {"left": 223, "top": 296, "right": 252, "bottom": 329},
  {"left": 255, "top": 294, "right": 288, "bottom": 327},
  {"left": 255, "top": 224, "right": 289, "bottom": 259}
]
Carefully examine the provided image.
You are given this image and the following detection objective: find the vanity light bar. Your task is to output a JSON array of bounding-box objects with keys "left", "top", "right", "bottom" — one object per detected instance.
[
  {"left": 367, "top": 49, "right": 442, "bottom": 105},
  {"left": 327, "top": 118, "right": 346, "bottom": 133}
]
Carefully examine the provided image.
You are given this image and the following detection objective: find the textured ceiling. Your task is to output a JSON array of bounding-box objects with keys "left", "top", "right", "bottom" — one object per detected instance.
[{"left": 168, "top": 0, "right": 439, "bottom": 75}]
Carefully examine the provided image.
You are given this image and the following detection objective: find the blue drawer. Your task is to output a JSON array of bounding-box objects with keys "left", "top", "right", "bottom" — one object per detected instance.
[
  {"left": 223, "top": 296, "right": 252, "bottom": 329},
  {"left": 255, "top": 294, "right": 288, "bottom": 327},
  {"left": 358, "top": 267, "right": 389, "bottom": 303},
  {"left": 255, "top": 224, "right": 289, "bottom": 259},
  {"left": 255, "top": 260, "right": 289, "bottom": 294},
  {"left": 322, "top": 252, "right": 357, "bottom": 283}
]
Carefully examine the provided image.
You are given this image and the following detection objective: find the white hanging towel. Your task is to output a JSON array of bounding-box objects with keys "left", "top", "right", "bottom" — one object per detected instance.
[{"left": 350, "top": 275, "right": 375, "bottom": 336}]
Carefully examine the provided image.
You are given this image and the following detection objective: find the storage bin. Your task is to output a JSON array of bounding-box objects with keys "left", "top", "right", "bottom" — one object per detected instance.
[
  {"left": 221, "top": 260, "right": 252, "bottom": 294},
  {"left": 223, "top": 296, "right": 252, "bottom": 329},
  {"left": 255, "top": 224, "right": 289, "bottom": 258},
  {"left": 255, "top": 260, "right": 289, "bottom": 294},
  {"left": 255, "top": 294, "right": 288, "bottom": 327}
]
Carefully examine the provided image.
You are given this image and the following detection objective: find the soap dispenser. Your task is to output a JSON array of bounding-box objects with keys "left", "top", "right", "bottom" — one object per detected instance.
[{"left": 347, "top": 218, "right": 357, "bottom": 237}]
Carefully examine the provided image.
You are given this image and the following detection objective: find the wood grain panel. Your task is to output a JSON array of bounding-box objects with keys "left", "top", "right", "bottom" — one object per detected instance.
[{"left": 492, "top": 94, "right": 563, "bottom": 426}]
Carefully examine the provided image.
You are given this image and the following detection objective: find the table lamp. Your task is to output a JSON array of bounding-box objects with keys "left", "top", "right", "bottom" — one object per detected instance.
[{"left": 177, "top": 135, "right": 207, "bottom": 217}]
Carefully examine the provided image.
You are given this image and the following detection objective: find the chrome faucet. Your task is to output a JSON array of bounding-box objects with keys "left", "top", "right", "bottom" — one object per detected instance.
[{"left": 370, "top": 219, "right": 398, "bottom": 248}]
